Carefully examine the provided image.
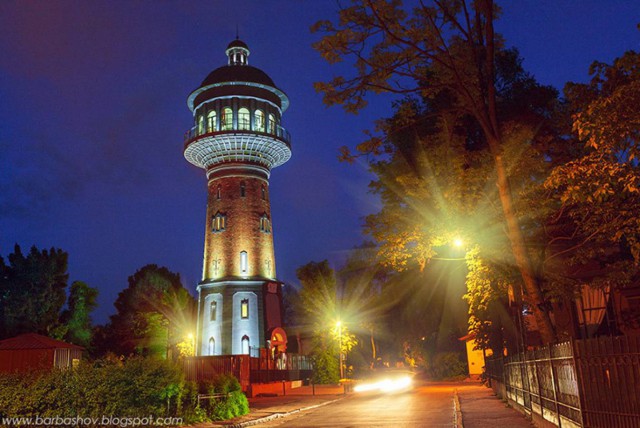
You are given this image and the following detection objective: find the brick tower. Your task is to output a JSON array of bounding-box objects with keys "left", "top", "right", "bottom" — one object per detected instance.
[{"left": 183, "top": 39, "right": 290, "bottom": 356}]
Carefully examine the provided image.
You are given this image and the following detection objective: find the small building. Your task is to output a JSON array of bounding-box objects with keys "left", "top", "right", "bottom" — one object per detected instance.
[
  {"left": 0, "top": 333, "right": 83, "bottom": 373},
  {"left": 459, "top": 332, "right": 485, "bottom": 379}
]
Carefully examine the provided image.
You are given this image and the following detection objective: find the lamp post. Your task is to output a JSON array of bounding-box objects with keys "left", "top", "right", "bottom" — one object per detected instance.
[{"left": 336, "top": 320, "right": 344, "bottom": 379}]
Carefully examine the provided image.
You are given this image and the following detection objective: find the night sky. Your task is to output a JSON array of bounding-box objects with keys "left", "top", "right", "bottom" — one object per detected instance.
[{"left": 1, "top": 1, "right": 638, "bottom": 324}]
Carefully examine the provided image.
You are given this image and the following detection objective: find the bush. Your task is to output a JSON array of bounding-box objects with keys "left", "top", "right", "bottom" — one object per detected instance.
[
  {"left": 429, "top": 352, "right": 467, "bottom": 380},
  {"left": 312, "top": 348, "right": 340, "bottom": 384},
  {"left": 203, "top": 374, "right": 249, "bottom": 421},
  {"left": 0, "top": 357, "right": 204, "bottom": 424}
]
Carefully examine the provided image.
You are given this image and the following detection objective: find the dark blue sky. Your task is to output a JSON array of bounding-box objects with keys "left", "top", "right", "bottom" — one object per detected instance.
[{"left": 1, "top": 1, "right": 638, "bottom": 323}]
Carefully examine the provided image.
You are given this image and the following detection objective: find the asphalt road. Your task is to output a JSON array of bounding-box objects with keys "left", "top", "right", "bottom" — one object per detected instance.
[{"left": 259, "top": 382, "right": 456, "bottom": 427}]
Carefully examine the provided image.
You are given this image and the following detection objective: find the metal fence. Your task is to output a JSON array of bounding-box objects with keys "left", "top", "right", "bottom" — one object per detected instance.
[
  {"left": 183, "top": 353, "right": 313, "bottom": 391},
  {"left": 485, "top": 336, "right": 640, "bottom": 428}
]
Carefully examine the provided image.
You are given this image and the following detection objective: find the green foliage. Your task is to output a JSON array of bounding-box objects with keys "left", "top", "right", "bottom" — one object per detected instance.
[
  {"left": 99, "top": 264, "right": 196, "bottom": 358},
  {"left": 60, "top": 281, "right": 99, "bottom": 348},
  {"left": 0, "top": 358, "right": 208, "bottom": 423},
  {"left": 312, "top": 347, "right": 340, "bottom": 384},
  {"left": 428, "top": 352, "right": 468, "bottom": 380},
  {"left": 200, "top": 374, "right": 248, "bottom": 421},
  {"left": 0, "top": 244, "right": 69, "bottom": 339}
]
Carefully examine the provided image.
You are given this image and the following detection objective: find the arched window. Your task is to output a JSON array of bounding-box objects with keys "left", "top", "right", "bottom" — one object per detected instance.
[
  {"left": 267, "top": 113, "right": 276, "bottom": 134},
  {"left": 216, "top": 185, "right": 221, "bottom": 200},
  {"left": 259, "top": 214, "right": 271, "bottom": 233},
  {"left": 197, "top": 115, "right": 204, "bottom": 134},
  {"left": 255, "top": 109, "right": 265, "bottom": 132},
  {"left": 238, "top": 108, "right": 250, "bottom": 130},
  {"left": 240, "top": 251, "right": 248, "bottom": 273},
  {"left": 212, "top": 212, "right": 226, "bottom": 232},
  {"left": 221, "top": 107, "right": 233, "bottom": 130},
  {"left": 208, "top": 337, "right": 215, "bottom": 355},
  {"left": 210, "top": 301, "right": 217, "bottom": 321},
  {"left": 241, "top": 335, "right": 250, "bottom": 355},
  {"left": 240, "top": 181, "right": 246, "bottom": 197},
  {"left": 207, "top": 110, "right": 217, "bottom": 132},
  {"left": 261, "top": 185, "right": 266, "bottom": 200}
]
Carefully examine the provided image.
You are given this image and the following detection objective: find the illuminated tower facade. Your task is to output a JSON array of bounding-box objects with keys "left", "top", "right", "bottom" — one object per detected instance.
[{"left": 184, "top": 39, "right": 290, "bottom": 356}]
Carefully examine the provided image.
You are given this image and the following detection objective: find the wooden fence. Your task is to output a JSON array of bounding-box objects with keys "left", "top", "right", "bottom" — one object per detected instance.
[{"left": 485, "top": 336, "right": 640, "bottom": 428}]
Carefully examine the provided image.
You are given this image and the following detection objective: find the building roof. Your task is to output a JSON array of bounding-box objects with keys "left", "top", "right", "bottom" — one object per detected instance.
[
  {"left": 227, "top": 38, "right": 249, "bottom": 50},
  {"left": 200, "top": 65, "right": 276, "bottom": 88},
  {"left": 0, "top": 333, "right": 83, "bottom": 350}
]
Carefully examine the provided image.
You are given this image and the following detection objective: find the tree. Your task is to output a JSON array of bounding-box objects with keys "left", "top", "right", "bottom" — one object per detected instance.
[
  {"left": 293, "top": 261, "right": 343, "bottom": 382},
  {"left": 0, "top": 244, "right": 69, "bottom": 339},
  {"left": 59, "top": 281, "right": 98, "bottom": 348},
  {"left": 313, "top": 0, "right": 557, "bottom": 342},
  {"left": 103, "top": 264, "right": 196, "bottom": 358},
  {"left": 545, "top": 50, "right": 640, "bottom": 277}
]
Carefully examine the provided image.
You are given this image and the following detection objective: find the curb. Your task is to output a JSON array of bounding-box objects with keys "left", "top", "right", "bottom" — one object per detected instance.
[
  {"left": 227, "top": 397, "right": 344, "bottom": 428},
  {"left": 453, "top": 388, "right": 463, "bottom": 428}
]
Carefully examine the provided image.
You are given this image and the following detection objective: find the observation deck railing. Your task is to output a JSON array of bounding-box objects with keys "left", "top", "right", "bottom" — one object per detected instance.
[{"left": 184, "top": 122, "right": 291, "bottom": 150}]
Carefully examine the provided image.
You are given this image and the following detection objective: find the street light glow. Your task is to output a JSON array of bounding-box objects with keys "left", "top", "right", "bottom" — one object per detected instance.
[{"left": 453, "top": 238, "right": 464, "bottom": 248}]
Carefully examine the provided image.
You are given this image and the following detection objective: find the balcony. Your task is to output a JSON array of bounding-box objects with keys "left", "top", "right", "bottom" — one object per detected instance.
[
  {"left": 183, "top": 122, "right": 292, "bottom": 171},
  {"left": 183, "top": 122, "right": 291, "bottom": 150}
]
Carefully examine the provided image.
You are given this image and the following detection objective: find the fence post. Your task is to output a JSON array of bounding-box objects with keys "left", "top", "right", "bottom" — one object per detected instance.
[
  {"left": 548, "top": 345, "right": 562, "bottom": 427},
  {"left": 570, "top": 339, "right": 585, "bottom": 427}
]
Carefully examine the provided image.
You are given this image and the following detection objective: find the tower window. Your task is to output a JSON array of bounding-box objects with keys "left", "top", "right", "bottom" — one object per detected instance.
[
  {"left": 238, "top": 108, "right": 250, "bottom": 130},
  {"left": 209, "top": 337, "right": 215, "bottom": 355},
  {"left": 260, "top": 214, "right": 271, "bottom": 233},
  {"left": 241, "top": 299, "right": 249, "bottom": 319},
  {"left": 216, "top": 185, "right": 221, "bottom": 200},
  {"left": 241, "top": 335, "right": 250, "bottom": 354},
  {"left": 255, "top": 109, "right": 265, "bottom": 132},
  {"left": 268, "top": 113, "right": 276, "bottom": 134},
  {"left": 240, "top": 251, "right": 248, "bottom": 273},
  {"left": 197, "top": 115, "right": 205, "bottom": 134},
  {"left": 207, "top": 110, "right": 217, "bottom": 132},
  {"left": 210, "top": 301, "right": 217, "bottom": 321},
  {"left": 212, "top": 212, "right": 226, "bottom": 232},
  {"left": 221, "top": 107, "right": 233, "bottom": 130},
  {"left": 261, "top": 185, "right": 266, "bottom": 200},
  {"left": 240, "top": 181, "right": 246, "bottom": 197}
]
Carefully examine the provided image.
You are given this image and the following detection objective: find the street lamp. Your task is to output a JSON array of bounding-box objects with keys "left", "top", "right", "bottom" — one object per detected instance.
[{"left": 337, "top": 321, "right": 343, "bottom": 379}]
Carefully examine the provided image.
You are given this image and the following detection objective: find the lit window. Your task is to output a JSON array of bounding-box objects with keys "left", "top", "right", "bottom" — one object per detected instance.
[
  {"left": 197, "top": 115, "right": 204, "bottom": 134},
  {"left": 255, "top": 109, "right": 265, "bottom": 132},
  {"left": 240, "top": 181, "right": 246, "bottom": 197},
  {"left": 212, "top": 212, "right": 226, "bottom": 232},
  {"left": 210, "top": 301, "right": 217, "bottom": 321},
  {"left": 238, "top": 108, "right": 250, "bottom": 130},
  {"left": 221, "top": 107, "right": 233, "bottom": 130},
  {"left": 241, "top": 335, "right": 250, "bottom": 354},
  {"left": 209, "top": 337, "right": 215, "bottom": 355},
  {"left": 268, "top": 113, "right": 276, "bottom": 134},
  {"left": 260, "top": 214, "right": 271, "bottom": 233},
  {"left": 241, "top": 299, "right": 249, "bottom": 319},
  {"left": 207, "top": 111, "right": 217, "bottom": 132},
  {"left": 240, "top": 251, "right": 248, "bottom": 273}
]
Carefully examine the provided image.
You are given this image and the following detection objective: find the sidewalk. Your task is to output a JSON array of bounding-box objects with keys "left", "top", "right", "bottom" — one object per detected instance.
[
  {"left": 194, "top": 385, "right": 346, "bottom": 428},
  {"left": 456, "top": 382, "right": 533, "bottom": 428}
]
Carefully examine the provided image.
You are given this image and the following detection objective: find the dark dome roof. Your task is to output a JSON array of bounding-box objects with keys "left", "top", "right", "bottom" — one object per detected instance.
[
  {"left": 227, "top": 39, "right": 249, "bottom": 50},
  {"left": 200, "top": 65, "right": 276, "bottom": 87}
]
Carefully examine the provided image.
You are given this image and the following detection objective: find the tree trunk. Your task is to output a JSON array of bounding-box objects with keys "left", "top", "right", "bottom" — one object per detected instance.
[{"left": 492, "top": 150, "right": 557, "bottom": 344}]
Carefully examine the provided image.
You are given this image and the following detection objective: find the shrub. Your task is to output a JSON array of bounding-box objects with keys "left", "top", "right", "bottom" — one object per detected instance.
[
  {"left": 203, "top": 374, "right": 249, "bottom": 421},
  {"left": 0, "top": 357, "right": 206, "bottom": 424},
  {"left": 429, "top": 352, "right": 467, "bottom": 380},
  {"left": 311, "top": 348, "right": 339, "bottom": 384}
]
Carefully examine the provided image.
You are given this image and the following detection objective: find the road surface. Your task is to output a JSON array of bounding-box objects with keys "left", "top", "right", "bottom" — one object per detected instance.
[{"left": 259, "top": 382, "right": 458, "bottom": 427}]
